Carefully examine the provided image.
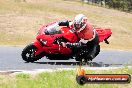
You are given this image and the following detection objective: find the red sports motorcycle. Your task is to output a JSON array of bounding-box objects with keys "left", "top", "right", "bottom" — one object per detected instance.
[{"left": 21, "top": 22, "right": 112, "bottom": 62}]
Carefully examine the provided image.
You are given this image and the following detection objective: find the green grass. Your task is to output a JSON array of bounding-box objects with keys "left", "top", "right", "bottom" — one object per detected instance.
[
  {"left": 0, "top": 0, "right": 132, "bottom": 50},
  {"left": 0, "top": 67, "right": 132, "bottom": 88}
]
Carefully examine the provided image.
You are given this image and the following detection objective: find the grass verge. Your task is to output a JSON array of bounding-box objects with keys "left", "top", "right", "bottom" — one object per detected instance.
[{"left": 0, "top": 67, "right": 132, "bottom": 88}]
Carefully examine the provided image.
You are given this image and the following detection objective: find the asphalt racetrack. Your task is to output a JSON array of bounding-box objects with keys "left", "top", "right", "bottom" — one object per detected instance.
[{"left": 0, "top": 46, "right": 132, "bottom": 71}]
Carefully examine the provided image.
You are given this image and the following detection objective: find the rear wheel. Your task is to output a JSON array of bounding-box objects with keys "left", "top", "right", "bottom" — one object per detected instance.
[
  {"left": 75, "top": 45, "right": 100, "bottom": 62},
  {"left": 95, "top": 45, "right": 100, "bottom": 57},
  {"left": 21, "top": 44, "right": 43, "bottom": 62},
  {"left": 85, "top": 45, "right": 100, "bottom": 61},
  {"left": 75, "top": 56, "right": 88, "bottom": 65}
]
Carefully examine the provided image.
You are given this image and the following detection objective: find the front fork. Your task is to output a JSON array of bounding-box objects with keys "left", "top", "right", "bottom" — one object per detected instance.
[{"left": 33, "top": 40, "right": 44, "bottom": 56}]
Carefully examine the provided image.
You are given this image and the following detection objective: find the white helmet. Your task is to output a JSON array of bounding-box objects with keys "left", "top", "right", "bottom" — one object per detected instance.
[{"left": 73, "top": 14, "right": 87, "bottom": 31}]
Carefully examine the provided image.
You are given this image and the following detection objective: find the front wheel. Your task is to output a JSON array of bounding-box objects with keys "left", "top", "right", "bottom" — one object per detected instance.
[{"left": 21, "top": 44, "right": 43, "bottom": 62}]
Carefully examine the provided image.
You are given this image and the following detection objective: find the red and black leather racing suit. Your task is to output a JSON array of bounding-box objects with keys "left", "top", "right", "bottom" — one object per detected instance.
[{"left": 58, "top": 21, "right": 100, "bottom": 61}]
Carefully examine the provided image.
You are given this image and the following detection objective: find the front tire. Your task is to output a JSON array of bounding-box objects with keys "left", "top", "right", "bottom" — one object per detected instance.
[{"left": 21, "top": 44, "right": 43, "bottom": 62}]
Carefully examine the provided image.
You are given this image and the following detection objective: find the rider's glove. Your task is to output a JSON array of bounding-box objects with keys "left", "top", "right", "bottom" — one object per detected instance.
[
  {"left": 61, "top": 42, "right": 87, "bottom": 48},
  {"left": 60, "top": 42, "right": 67, "bottom": 47},
  {"left": 66, "top": 42, "right": 86, "bottom": 48},
  {"left": 60, "top": 42, "right": 79, "bottom": 48}
]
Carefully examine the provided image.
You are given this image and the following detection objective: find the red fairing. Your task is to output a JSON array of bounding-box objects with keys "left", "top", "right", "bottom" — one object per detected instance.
[
  {"left": 33, "top": 23, "right": 78, "bottom": 56},
  {"left": 62, "top": 27, "right": 79, "bottom": 43},
  {"left": 33, "top": 40, "right": 44, "bottom": 55},
  {"left": 95, "top": 28, "right": 112, "bottom": 43}
]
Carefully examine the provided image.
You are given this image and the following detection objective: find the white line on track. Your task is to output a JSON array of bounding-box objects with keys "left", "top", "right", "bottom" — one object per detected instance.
[{"left": 0, "top": 66, "right": 131, "bottom": 75}]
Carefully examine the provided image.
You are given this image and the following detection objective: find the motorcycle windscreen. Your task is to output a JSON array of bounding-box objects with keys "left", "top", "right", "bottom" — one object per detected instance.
[{"left": 44, "top": 23, "right": 62, "bottom": 35}]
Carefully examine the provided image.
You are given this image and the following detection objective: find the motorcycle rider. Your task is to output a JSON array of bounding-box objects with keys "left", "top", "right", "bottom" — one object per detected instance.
[{"left": 58, "top": 14, "right": 99, "bottom": 61}]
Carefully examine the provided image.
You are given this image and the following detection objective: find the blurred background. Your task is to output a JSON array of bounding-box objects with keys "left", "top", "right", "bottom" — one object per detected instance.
[{"left": 0, "top": 0, "right": 131, "bottom": 50}]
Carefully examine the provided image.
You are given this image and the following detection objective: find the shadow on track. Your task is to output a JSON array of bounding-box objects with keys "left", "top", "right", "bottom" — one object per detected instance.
[{"left": 32, "top": 61, "right": 113, "bottom": 67}]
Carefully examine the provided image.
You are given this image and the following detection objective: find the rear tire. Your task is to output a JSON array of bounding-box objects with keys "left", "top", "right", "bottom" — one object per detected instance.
[
  {"left": 75, "top": 45, "right": 100, "bottom": 62},
  {"left": 95, "top": 45, "right": 100, "bottom": 57},
  {"left": 87, "top": 45, "right": 100, "bottom": 61},
  {"left": 21, "top": 44, "right": 43, "bottom": 62}
]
